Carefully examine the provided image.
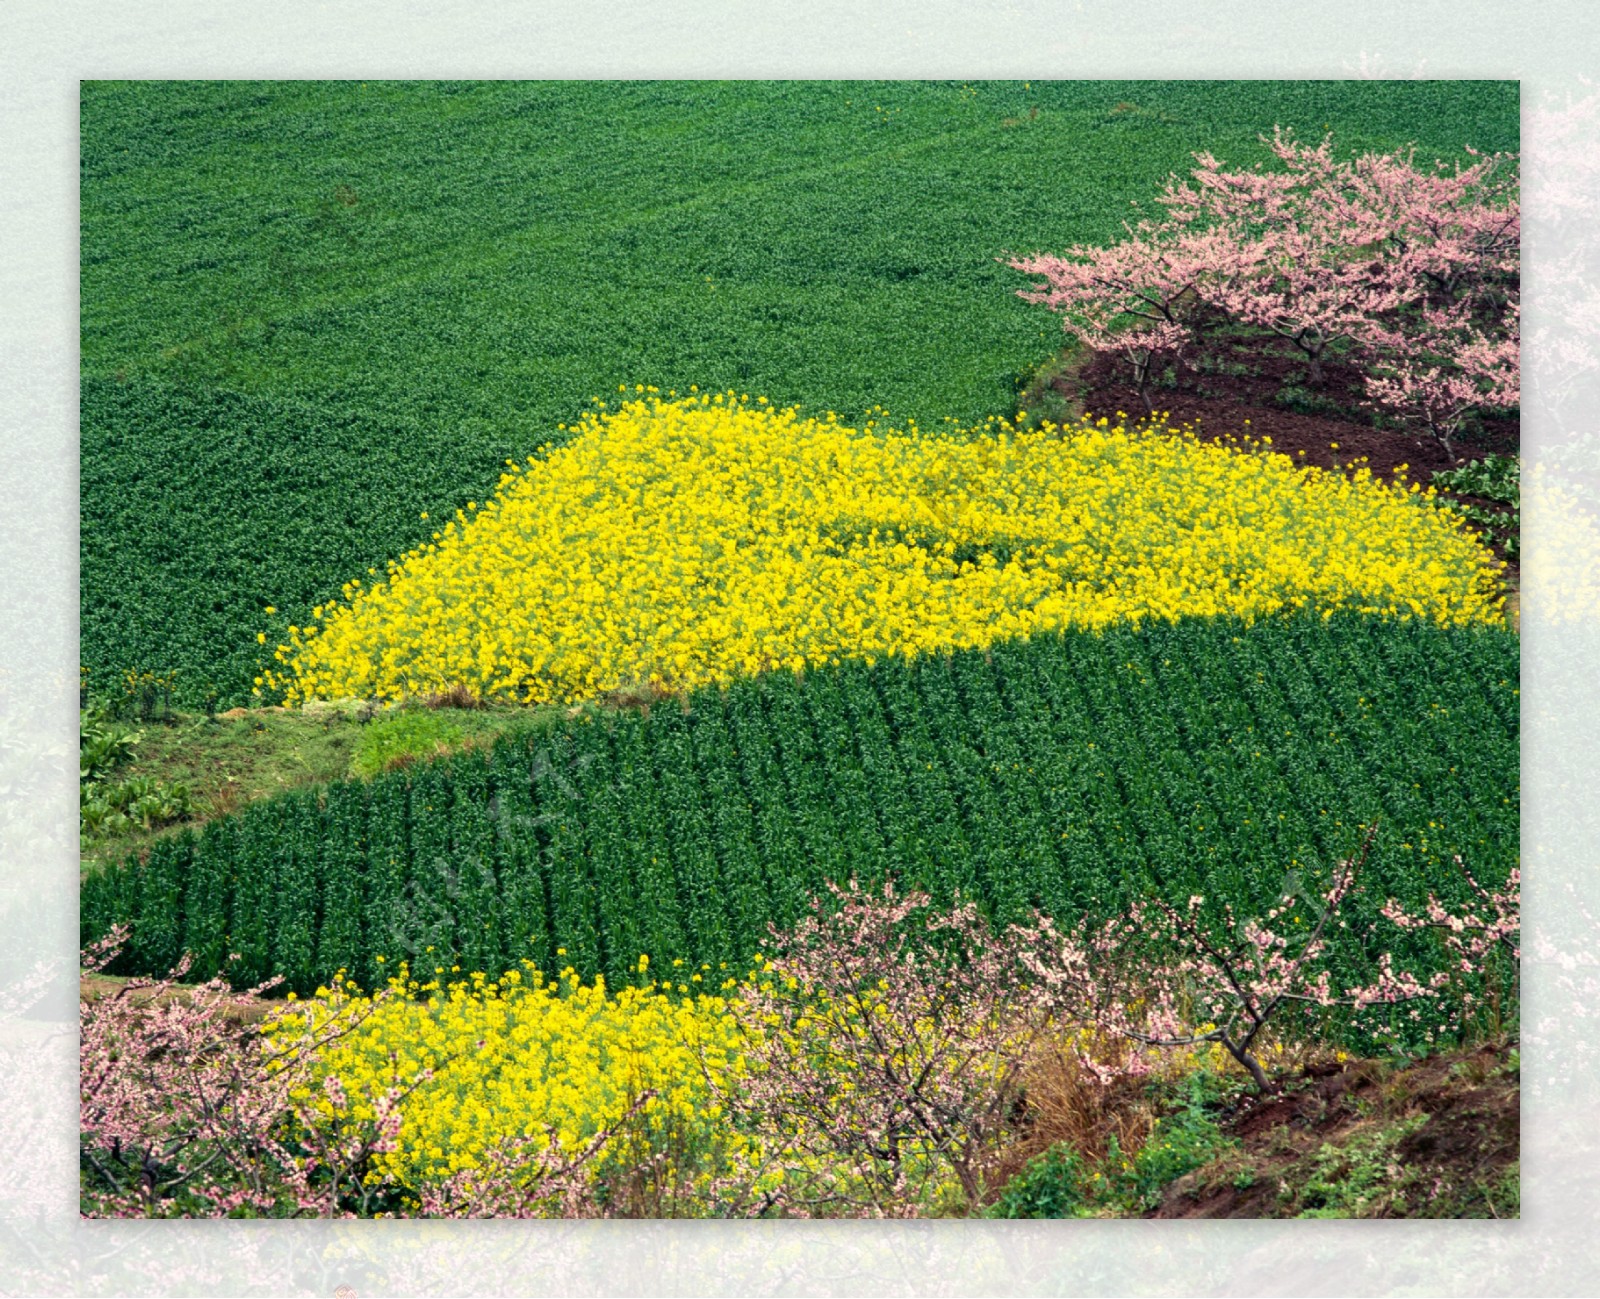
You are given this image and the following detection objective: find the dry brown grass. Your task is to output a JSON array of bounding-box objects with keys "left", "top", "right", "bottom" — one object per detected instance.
[
  {"left": 419, "top": 682, "right": 484, "bottom": 710},
  {"left": 591, "top": 679, "right": 688, "bottom": 718},
  {"left": 983, "top": 1031, "right": 1158, "bottom": 1197}
]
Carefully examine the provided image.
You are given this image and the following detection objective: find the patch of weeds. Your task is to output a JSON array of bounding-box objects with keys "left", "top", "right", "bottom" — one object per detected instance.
[
  {"left": 1432, "top": 453, "right": 1519, "bottom": 558},
  {"left": 1272, "top": 384, "right": 1349, "bottom": 418},
  {"left": 1290, "top": 1115, "right": 1428, "bottom": 1218},
  {"left": 349, "top": 709, "right": 469, "bottom": 778},
  {"left": 81, "top": 701, "right": 192, "bottom": 844},
  {"left": 994, "top": 1067, "right": 1239, "bottom": 1216},
  {"left": 985, "top": 1143, "right": 1093, "bottom": 1218},
  {"left": 1191, "top": 353, "right": 1253, "bottom": 379},
  {"left": 1113, "top": 1070, "right": 1240, "bottom": 1211},
  {"left": 1484, "top": 1162, "right": 1519, "bottom": 1219}
]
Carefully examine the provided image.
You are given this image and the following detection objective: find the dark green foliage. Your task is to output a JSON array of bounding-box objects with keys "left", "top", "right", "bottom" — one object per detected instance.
[
  {"left": 268, "top": 792, "right": 320, "bottom": 993},
  {"left": 81, "top": 614, "right": 1519, "bottom": 1001},
  {"left": 315, "top": 783, "right": 367, "bottom": 983},
  {"left": 80, "top": 80, "right": 1518, "bottom": 706},
  {"left": 1432, "top": 455, "right": 1520, "bottom": 558},
  {"left": 130, "top": 834, "right": 190, "bottom": 977},
  {"left": 360, "top": 775, "right": 410, "bottom": 989},
  {"left": 181, "top": 819, "right": 236, "bottom": 977},
  {"left": 985, "top": 1144, "right": 1090, "bottom": 1218},
  {"left": 78, "top": 374, "right": 514, "bottom": 709},
  {"left": 1115, "top": 1074, "right": 1239, "bottom": 1211}
]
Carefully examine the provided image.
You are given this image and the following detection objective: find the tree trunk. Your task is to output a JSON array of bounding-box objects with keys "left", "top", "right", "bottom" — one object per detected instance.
[{"left": 1222, "top": 1036, "right": 1275, "bottom": 1093}]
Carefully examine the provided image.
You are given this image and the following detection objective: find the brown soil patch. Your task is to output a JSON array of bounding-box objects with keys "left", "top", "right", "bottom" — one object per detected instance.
[
  {"left": 1148, "top": 1042, "right": 1519, "bottom": 1218},
  {"left": 80, "top": 972, "right": 276, "bottom": 1025},
  {"left": 1033, "top": 331, "right": 1520, "bottom": 598}
]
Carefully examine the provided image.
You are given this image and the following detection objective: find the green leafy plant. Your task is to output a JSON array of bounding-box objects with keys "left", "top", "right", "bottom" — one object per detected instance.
[
  {"left": 1293, "top": 1115, "right": 1428, "bottom": 1217},
  {"left": 1114, "top": 1072, "right": 1239, "bottom": 1210},
  {"left": 348, "top": 709, "right": 469, "bottom": 779},
  {"left": 1432, "top": 454, "right": 1520, "bottom": 557},
  {"left": 81, "top": 704, "right": 140, "bottom": 783},
  {"left": 81, "top": 700, "right": 194, "bottom": 843},
  {"left": 985, "top": 1143, "right": 1091, "bottom": 1218}
]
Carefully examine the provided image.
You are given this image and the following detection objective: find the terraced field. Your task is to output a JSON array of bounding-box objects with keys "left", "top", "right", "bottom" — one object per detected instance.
[
  {"left": 80, "top": 80, "right": 1519, "bottom": 707},
  {"left": 83, "top": 613, "right": 1518, "bottom": 1011},
  {"left": 79, "top": 81, "right": 1520, "bottom": 1220}
]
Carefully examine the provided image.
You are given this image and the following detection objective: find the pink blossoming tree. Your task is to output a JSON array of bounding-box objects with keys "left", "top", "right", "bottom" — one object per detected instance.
[
  {"left": 1012, "top": 833, "right": 1519, "bottom": 1093},
  {"left": 718, "top": 879, "right": 1061, "bottom": 1215},
  {"left": 1008, "top": 127, "right": 1519, "bottom": 456},
  {"left": 79, "top": 927, "right": 425, "bottom": 1218}
]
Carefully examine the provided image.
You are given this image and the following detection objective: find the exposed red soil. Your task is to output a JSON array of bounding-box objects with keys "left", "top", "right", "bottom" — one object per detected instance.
[
  {"left": 1070, "top": 339, "right": 1518, "bottom": 485},
  {"left": 1036, "top": 331, "right": 1521, "bottom": 602},
  {"left": 1148, "top": 1042, "right": 1520, "bottom": 1219}
]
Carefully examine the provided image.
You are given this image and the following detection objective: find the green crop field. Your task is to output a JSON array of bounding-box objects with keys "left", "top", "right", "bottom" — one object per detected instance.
[
  {"left": 80, "top": 80, "right": 1519, "bottom": 707},
  {"left": 82, "top": 613, "right": 1519, "bottom": 1013}
]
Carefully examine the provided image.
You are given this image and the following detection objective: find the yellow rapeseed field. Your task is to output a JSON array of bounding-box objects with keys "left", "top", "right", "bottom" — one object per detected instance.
[
  {"left": 268, "top": 959, "right": 759, "bottom": 1196},
  {"left": 262, "top": 389, "right": 1505, "bottom": 706}
]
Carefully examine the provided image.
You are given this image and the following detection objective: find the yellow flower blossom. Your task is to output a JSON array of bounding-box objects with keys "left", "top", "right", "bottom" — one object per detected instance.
[
  {"left": 267, "top": 962, "right": 754, "bottom": 1193},
  {"left": 267, "top": 393, "right": 1504, "bottom": 706}
]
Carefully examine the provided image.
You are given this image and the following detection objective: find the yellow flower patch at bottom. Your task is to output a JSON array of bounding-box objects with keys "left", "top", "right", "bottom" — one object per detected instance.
[{"left": 268, "top": 964, "right": 752, "bottom": 1191}]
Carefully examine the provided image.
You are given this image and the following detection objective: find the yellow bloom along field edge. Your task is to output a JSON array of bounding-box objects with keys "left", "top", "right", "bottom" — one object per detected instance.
[
  {"left": 267, "top": 961, "right": 763, "bottom": 1199},
  {"left": 261, "top": 390, "right": 1506, "bottom": 707}
]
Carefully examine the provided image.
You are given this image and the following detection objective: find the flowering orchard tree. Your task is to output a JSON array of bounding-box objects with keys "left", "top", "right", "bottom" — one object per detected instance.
[
  {"left": 1381, "top": 859, "right": 1521, "bottom": 1017},
  {"left": 415, "top": 1092, "right": 656, "bottom": 1218},
  {"left": 1006, "top": 226, "right": 1261, "bottom": 413},
  {"left": 1011, "top": 127, "right": 1519, "bottom": 446},
  {"left": 1159, "top": 129, "right": 1416, "bottom": 387},
  {"left": 1163, "top": 130, "right": 1518, "bottom": 306},
  {"left": 79, "top": 927, "right": 426, "bottom": 1218},
  {"left": 718, "top": 879, "right": 1060, "bottom": 1215},
  {"left": 1364, "top": 297, "right": 1521, "bottom": 458},
  {"left": 1012, "top": 833, "right": 1520, "bottom": 1093}
]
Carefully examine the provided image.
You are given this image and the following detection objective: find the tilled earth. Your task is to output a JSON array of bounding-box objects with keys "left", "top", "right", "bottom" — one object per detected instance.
[
  {"left": 1032, "top": 334, "right": 1521, "bottom": 591},
  {"left": 1148, "top": 1042, "right": 1520, "bottom": 1218}
]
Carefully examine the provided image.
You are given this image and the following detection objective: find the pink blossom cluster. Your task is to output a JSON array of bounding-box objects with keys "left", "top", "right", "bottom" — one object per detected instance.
[
  {"left": 80, "top": 925, "right": 422, "bottom": 1218},
  {"left": 1013, "top": 833, "right": 1519, "bottom": 1092},
  {"left": 1007, "top": 127, "right": 1519, "bottom": 456},
  {"left": 715, "top": 879, "right": 1061, "bottom": 1215}
]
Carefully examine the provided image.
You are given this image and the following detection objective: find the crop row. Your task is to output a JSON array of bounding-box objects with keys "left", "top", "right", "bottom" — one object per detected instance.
[{"left": 81, "top": 613, "right": 1519, "bottom": 996}]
